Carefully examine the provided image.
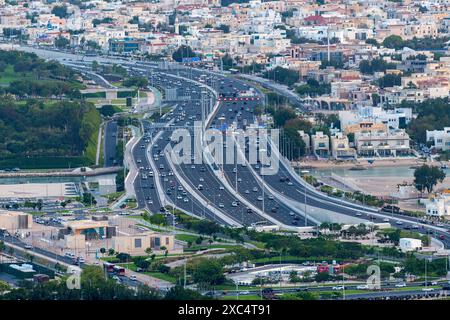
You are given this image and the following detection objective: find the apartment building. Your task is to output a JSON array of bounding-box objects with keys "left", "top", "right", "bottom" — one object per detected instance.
[
  {"left": 330, "top": 132, "right": 356, "bottom": 160},
  {"left": 311, "top": 131, "right": 330, "bottom": 158},
  {"left": 354, "top": 129, "right": 412, "bottom": 158}
]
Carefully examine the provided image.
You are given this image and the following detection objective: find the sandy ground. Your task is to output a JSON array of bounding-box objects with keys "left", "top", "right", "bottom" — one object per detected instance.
[
  {"left": 295, "top": 158, "right": 427, "bottom": 169},
  {"left": 343, "top": 175, "right": 450, "bottom": 198}
]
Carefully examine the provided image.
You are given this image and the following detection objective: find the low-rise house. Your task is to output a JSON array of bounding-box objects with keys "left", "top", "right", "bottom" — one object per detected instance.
[
  {"left": 399, "top": 238, "right": 422, "bottom": 252},
  {"left": 425, "top": 192, "right": 450, "bottom": 217},
  {"left": 112, "top": 231, "right": 175, "bottom": 256},
  {"left": 426, "top": 127, "right": 450, "bottom": 151}
]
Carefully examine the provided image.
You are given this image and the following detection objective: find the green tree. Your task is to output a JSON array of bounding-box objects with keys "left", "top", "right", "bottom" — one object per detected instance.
[
  {"left": 54, "top": 36, "right": 70, "bottom": 49},
  {"left": 172, "top": 45, "right": 197, "bottom": 62},
  {"left": 414, "top": 165, "right": 446, "bottom": 193},
  {"left": 382, "top": 35, "right": 404, "bottom": 50},
  {"left": 263, "top": 67, "right": 299, "bottom": 86},
  {"left": 378, "top": 73, "right": 401, "bottom": 88},
  {"left": 164, "top": 285, "right": 206, "bottom": 300},
  {"left": 191, "top": 258, "right": 225, "bottom": 286},
  {"left": 273, "top": 107, "right": 297, "bottom": 127},
  {"left": 51, "top": 5, "right": 69, "bottom": 19},
  {"left": 0, "top": 280, "right": 10, "bottom": 293}
]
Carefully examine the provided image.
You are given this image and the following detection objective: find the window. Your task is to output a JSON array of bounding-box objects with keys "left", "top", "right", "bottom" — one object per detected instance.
[
  {"left": 166, "top": 237, "right": 170, "bottom": 245},
  {"left": 134, "top": 238, "right": 142, "bottom": 248}
]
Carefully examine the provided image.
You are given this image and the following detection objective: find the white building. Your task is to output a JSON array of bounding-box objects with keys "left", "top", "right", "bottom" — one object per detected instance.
[
  {"left": 339, "top": 106, "right": 412, "bottom": 131},
  {"left": 426, "top": 127, "right": 450, "bottom": 151},
  {"left": 425, "top": 193, "right": 450, "bottom": 217},
  {"left": 399, "top": 238, "right": 422, "bottom": 252},
  {"left": 354, "top": 129, "right": 412, "bottom": 158}
]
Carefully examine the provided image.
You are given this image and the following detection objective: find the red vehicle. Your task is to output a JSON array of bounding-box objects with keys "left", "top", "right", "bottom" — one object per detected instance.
[
  {"left": 439, "top": 235, "right": 445, "bottom": 240},
  {"left": 103, "top": 262, "right": 115, "bottom": 273},
  {"left": 113, "top": 265, "right": 126, "bottom": 276}
]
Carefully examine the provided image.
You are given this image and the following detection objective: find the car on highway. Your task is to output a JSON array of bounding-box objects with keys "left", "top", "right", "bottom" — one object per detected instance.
[
  {"left": 129, "top": 275, "right": 137, "bottom": 281},
  {"left": 396, "top": 221, "right": 403, "bottom": 225},
  {"left": 395, "top": 282, "right": 406, "bottom": 288},
  {"left": 356, "top": 285, "right": 369, "bottom": 290},
  {"left": 24, "top": 244, "right": 33, "bottom": 250},
  {"left": 332, "top": 286, "right": 345, "bottom": 290},
  {"left": 239, "top": 291, "right": 250, "bottom": 295}
]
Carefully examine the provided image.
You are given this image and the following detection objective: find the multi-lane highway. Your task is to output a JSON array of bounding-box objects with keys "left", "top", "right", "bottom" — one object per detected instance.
[{"left": 42, "top": 51, "right": 450, "bottom": 247}]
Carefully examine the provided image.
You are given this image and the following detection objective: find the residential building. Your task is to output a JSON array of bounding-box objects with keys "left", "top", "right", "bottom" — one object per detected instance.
[
  {"left": 330, "top": 132, "right": 356, "bottom": 160},
  {"left": 354, "top": 129, "right": 412, "bottom": 158},
  {"left": 311, "top": 131, "right": 330, "bottom": 158},
  {"left": 425, "top": 193, "right": 450, "bottom": 217},
  {"left": 426, "top": 127, "right": 450, "bottom": 151},
  {"left": 399, "top": 238, "right": 422, "bottom": 252}
]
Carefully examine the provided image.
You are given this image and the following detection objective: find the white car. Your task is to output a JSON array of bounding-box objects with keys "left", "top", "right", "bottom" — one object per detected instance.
[
  {"left": 356, "top": 285, "right": 369, "bottom": 290},
  {"left": 422, "top": 288, "right": 434, "bottom": 292},
  {"left": 239, "top": 291, "right": 250, "bottom": 295},
  {"left": 395, "top": 283, "right": 406, "bottom": 288},
  {"left": 24, "top": 244, "right": 33, "bottom": 250},
  {"left": 383, "top": 218, "right": 390, "bottom": 222},
  {"left": 129, "top": 275, "right": 137, "bottom": 281},
  {"left": 332, "top": 286, "right": 345, "bottom": 290},
  {"left": 231, "top": 202, "right": 238, "bottom": 207},
  {"left": 218, "top": 203, "right": 225, "bottom": 208}
]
